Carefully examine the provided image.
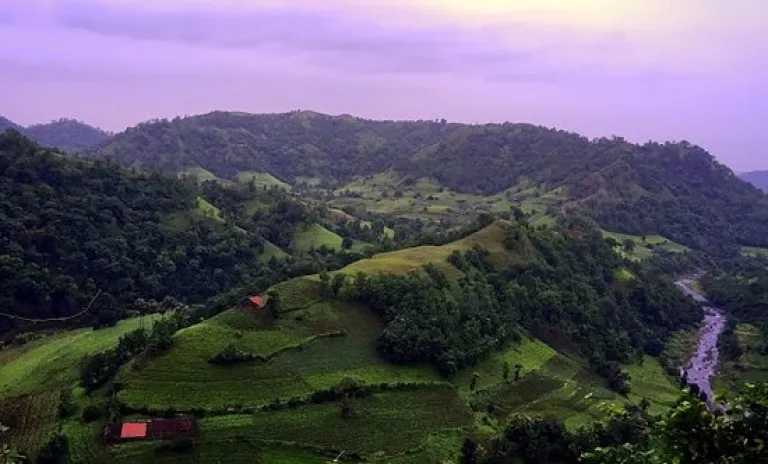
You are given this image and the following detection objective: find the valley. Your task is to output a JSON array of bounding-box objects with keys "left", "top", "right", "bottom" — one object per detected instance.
[{"left": 1, "top": 113, "right": 767, "bottom": 463}]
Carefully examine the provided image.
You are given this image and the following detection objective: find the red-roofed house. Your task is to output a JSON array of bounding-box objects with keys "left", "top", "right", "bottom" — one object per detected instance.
[
  {"left": 103, "top": 416, "right": 197, "bottom": 444},
  {"left": 244, "top": 295, "right": 265, "bottom": 310},
  {"left": 120, "top": 422, "right": 147, "bottom": 439}
]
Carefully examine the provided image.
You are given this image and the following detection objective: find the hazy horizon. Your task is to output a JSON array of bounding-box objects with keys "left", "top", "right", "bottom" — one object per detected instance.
[{"left": 2, "top": 0, "right": 766, "bottom": 171}]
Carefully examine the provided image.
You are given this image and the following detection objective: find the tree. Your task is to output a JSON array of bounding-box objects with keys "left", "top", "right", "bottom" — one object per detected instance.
[
  {"left": 514, "top": 362, "right": 522, "bottom": 381},
  {"left": 319, "top": 270, "right": 331, "bottom": 296},
  {"left": 58, "top": 388, "right": 77, "bottom": 418},
  {"left": 330, "top": 273, "right": 346, "bottom": 297},
  {"left": 337, "top": 377, "right": 364, "bottom": 419},
  {"left": 37, "top": 426, "right": 69, "bottom": 464},
  {"left": 341, "top": 237, "right": 353, "bottom": 250},
  {"left": 623, "top": 239, "right": 636, "bottom": 256},
  {"left": 266, "top": 291, "right": 281, "bottom": 319},
  {"left": 461, "top": 438, "right": 478, "bottom": 464},
  {"left": 502, "top": 361, "right": 510, "bottom": 381},
  {"left": 470, "top": 372, "right": 480, "bottom": 391}
]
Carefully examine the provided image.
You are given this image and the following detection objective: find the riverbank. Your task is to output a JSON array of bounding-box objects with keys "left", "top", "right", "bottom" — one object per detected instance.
[{"left": 674, "top": 278, "right": 726, "bottom": 404}]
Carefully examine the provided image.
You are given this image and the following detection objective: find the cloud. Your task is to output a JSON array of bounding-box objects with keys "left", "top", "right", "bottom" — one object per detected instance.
[{"left": 28, "top": 0, "right": 642, "bottom": 82}]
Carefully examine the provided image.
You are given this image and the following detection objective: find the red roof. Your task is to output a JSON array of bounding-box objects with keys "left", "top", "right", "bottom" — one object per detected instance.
[
  {"left": 120, "top": 422, "right": 147, "bottom": 439},
  {"left": 249, "top": 296, "right": 265, "bottom": 307}
]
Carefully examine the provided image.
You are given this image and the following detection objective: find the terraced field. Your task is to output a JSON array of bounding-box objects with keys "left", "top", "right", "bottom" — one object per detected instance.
[
  {"left": 0, "top": 316, "right": 164, "bottom": 457},
  {"left": 602, "top": 230, "right": 689, "bottom": 260},
  {"left": 1, "top": 222, "right": 687, "bottom": 463}
]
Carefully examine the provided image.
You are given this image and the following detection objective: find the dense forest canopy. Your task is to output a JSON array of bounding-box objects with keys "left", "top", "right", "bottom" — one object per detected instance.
[
  {"left": 0, "top": 116, "right": 110, "bottom": 152},
  {"left": 0, "top": 130, "right": 375, "bottom": 337},
  {"left": 89, "top": 111, "right": 768, "bottom": 250},
  {"left": 340, "top": 218, "right": 699, "bottom": 391}
]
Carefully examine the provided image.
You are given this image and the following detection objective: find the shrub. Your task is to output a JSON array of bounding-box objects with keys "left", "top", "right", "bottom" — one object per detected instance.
[{"left": 81, "top": 405, "right": 103, "bottom": 423}]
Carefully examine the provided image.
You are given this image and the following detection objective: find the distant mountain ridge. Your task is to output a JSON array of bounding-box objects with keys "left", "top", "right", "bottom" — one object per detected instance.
[
  {"left": 0, "top": 116, "right": 111, "bottom": 152},
  {"left": 739, "top": 170, "right": 768, "bottom": 192},
  {"left": 89, "top": 110, "right": 768, "bottom": 250}
]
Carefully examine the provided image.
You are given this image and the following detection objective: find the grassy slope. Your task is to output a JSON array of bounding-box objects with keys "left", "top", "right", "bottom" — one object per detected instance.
[
  {"left": 291, "top": 223, "right": 344, "bottom": 252},
  {"left": 329, "top": 173, "right": 558, "bottom": 225},
  {"left": 194, "top": 196, "right": 224, "bottom": 222},
  {"left": 714, "top": 323, "right": 768, "bottom": 396},
  {"left": 109, "top": 221, "right": 680, "bottom": 462},
  {"left": 5, "top": 222, "right": 683, "bottom": 462},
  {"left": 178, "top": 167, "right": 225, "bottom": 183},
  {"left": 0, "top": 316, "right": 163, "bottom": 398},
  {"left": 236, "top": 171, "right": 291, "bottom": 190},
  {"left": 740, "top": 246, "right": 768, "bottom": 258},
  {"left": 603, "top": 230, "right": 689, "bottom": 261},
  {"left": 259, "top": 240, "right": 288, "bottom": 261},
  {"left": 338, "top": 220, "right": 516, "bottom": 279},
  {"left": 0, "top": 316, "right": 163, "bottom": 457}
]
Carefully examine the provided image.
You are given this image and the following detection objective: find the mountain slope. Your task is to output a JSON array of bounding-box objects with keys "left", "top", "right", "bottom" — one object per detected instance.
[
  {"left": 0, "top": 131, "right": 372, "bottom": 338},
  {"left": 91, "top": 111, "right": 768, "bottom": 250},
  {"left": 0, "top": 116, "right": 22, "bottom": 133},
  {"left": 0, "top": 116, "right": 111, "bottom": 152},
  {"left": 740, "top": 170, "right": 768, "bottom": 192}
]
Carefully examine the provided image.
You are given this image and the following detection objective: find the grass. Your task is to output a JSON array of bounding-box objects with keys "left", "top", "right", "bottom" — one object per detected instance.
[
  {"left": 603, "top": 230, "right": 688, "bottom": 260},
  {"left": 625, "top": 356, "right": 683, "bottom": 414},
  {"left": 714, "top": 323, "right": 768, "bottom": 395},
  {"left": 111, "top": 440, "right": 331, "bottom": 463},
  {"left": 194, "top": 196, "right": 224, "bottom": 222},
  {"left": 236, "top": 171, "right": 291, "bottom": 190},
  {"left": 0, "top": 391, "right": 59, "bottom": 457},
  {"left": 110, "top": 388, "right": 470, "bottom": 463},
  {"left": 740, "top": 246, "right": 768, "bottom": 258},
  {"left": 291, "top": 223, "right": 344, "bottom": 252},
  {"left": 660, "top": 329, "right": 699, "bottom": 374},
  {"left": 259, "top": 240, "right": 288, "bottom": 261},
  {"left": 0, "top": 315, "right": 163, "bottom": 398},
  {"left": 337, "top": 221, "right": 518, "bottom": 279},
  {"left": 178, "top": 167, "right": 225, "bottom": 183},
  {"left": 116, "top": 301, "right": 439, "bottom": 412},
  {"left": 199, "top": 386, "right": 470, "bottom": 456}
]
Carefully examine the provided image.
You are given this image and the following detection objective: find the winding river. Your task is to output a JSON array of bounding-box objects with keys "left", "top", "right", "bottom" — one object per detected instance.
[{"left": 674, "top": 277, "right": 726, "bottom": 404}]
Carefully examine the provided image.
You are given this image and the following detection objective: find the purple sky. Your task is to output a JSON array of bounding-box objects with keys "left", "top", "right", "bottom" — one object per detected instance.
[{"left": 1, "top": 0, "right": 766, "bottom": 170}]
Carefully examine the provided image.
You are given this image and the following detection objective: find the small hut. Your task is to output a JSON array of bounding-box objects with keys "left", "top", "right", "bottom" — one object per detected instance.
[
  {"left": 103, "top": 415, "right": 197, "bottom": 444},
  {"left": 243, "top": 296, "right": 266, "bottom": 311}
]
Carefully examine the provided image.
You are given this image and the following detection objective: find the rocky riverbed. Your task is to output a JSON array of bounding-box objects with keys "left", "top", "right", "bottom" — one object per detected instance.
[{"left": 675, "top": 278, "right": 726, "bottom": 404}]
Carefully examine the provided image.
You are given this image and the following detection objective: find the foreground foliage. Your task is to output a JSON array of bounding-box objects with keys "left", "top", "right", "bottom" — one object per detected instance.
[{"left": 471, "top": 383, "right": 768, "bottom": 463}]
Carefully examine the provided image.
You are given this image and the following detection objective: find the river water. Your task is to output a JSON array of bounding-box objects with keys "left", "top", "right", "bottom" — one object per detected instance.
[{"left": 674, "top": 278, "right": 726, "bottom": 404}]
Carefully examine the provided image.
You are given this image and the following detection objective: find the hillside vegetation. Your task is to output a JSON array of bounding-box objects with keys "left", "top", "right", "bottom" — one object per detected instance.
[
  {"left": 0, "top": 131, "right": 382, "bottom": 338},
  {"left": 89, "top": 110, "right": 768, "bottom": 250},
  {"left": 2, "top": 117, "right": 111, "bottom": 152}
]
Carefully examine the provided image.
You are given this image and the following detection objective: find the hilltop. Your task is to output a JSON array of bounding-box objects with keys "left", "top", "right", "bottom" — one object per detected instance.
[
  {"left": 0, "top": 218, "right": 699, "bottom": 462},
  {"left": 739, "top": 170, "right": 768, "bottom": 192},
  {"left": 89, "top": 110, "right": 768, "bottom": 251},
  {"left": 1, "top": 116, "right": 110, "bottom": 152}
]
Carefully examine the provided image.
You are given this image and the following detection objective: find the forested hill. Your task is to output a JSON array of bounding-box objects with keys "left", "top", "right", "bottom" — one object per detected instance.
[
  {"left": 0, "top": 116, "right": 110, "bottom": 152},
  {"left": 0, "top": 130, "right": 367, "bottom": 337},
  {"left": 24, "top": 118, "right": 112, "bottom": 152},
  {"left": 91, "top": 110, "right": 768, "bottom": 250},
  {"left": 0, "top": 116, "right": 21, "bottom": 133},
  {"left": 740, "top": 170, "right": 768, "bottom": 192}
]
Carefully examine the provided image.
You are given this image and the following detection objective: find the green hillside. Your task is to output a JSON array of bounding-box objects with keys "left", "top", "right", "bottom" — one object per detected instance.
[
  {"left": 23, "top": 118, "right": 111, "bottom": 152},
  {"left": 1, "top": 219, "right": 697, "bottom": 462},
  {"left": 89, "top": 111, "right": 768, "bottom": 251},
  {"left": 0, "top": 132, "right": 376, "bottom": 338}
]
